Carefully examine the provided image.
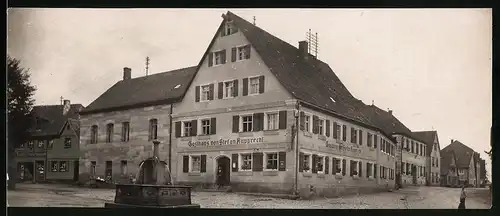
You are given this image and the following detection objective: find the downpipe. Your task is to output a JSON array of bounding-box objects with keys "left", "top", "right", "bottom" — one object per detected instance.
[{"left": 293, "top": 102, "right": 300, "bottom": 197}]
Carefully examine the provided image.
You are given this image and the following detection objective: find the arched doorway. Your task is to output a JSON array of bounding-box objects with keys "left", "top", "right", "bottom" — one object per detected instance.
[{"left": 216, "top": 156, "right": 230, "bottom": 186}]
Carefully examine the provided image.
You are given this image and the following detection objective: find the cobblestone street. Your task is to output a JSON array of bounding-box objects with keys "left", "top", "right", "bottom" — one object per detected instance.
[{"left": 7, "top": 183, "right": 491, "bottom": 209}]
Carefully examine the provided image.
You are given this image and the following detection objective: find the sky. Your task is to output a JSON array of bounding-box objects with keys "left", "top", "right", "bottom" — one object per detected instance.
[{"left": 7, "top": 8, "right": 492, "bottom": 180}]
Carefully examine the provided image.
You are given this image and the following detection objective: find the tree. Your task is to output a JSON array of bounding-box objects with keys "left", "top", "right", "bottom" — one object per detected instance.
[{"left": 7, "top": 55, "right": 36, "bottom": 190}]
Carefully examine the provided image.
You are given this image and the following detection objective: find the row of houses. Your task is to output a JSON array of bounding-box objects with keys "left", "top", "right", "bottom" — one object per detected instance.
[{"left": 14, "top": 11, "right": 486, "bottom": 197}]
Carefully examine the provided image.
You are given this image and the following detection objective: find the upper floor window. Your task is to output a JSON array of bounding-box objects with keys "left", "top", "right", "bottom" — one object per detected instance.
[
  {"left": 38, "top": 140, "right": 45, "bottom": 148},
  {"left": 183, "top": 121, "right": 193, "bottom": 137},
  {"left": 209, "top": 50, "right": 226, "bottom": 67},
  {"left": 121, "top": 122, "right": 130, "bottom": 142},
  {"left": 304, "top": 115, "right": 311, "bottom": 132},
  {"left": 149, "top": 119, "right": 158, "bottom": 141},
  {"left": 201, "top": 85, "right": 211, "bottom": 101},
  {"left": 411, "top": 141, "right": 415, "bottom": 153},
  {"left": 106, "top": 123, "right": 114, "bottom": 143},
  {"left": 266, "top": 113, "right": 279, "bottom": 130},
  {"left": 334, "top": 122, "right": 341, "bottom": 139},
  {"left": 358, "top": 130, "right": 363, "bottom": 145},
  {"left": 234, "top": 45, "right": 251, "bottom": 61},
  {"left": 201, "top": 119, "right": 211, "bottom": 136},
  {"left": 28, "top": 141, "right": 34, "bottom": 149},
  {"left": 242, "top": 115, "right": 253, "bottom": 132},
  {"left": 249, "top": 77, "right": 260, "bottom": 95},
  {"left": 350, "top": 128, "right": 358, "bottom": 144},
  {"left": 64, "top": 138, "right": 71, "bottom": 149},
  {"left": 224, "top": 81, "right": 234, "bottom": 98},
  {"left": 221, "top": 20, "right": 237, "bottom": 37},
  {"left": 47, "top": 140, "right": 54, "bottom": 149},
  {"left": 318, "top": 119, "right": 324, "bottom": 135},
  {"left": 90, "top": 125, "right": 98, "bottom": 144},
  {"left": 367, "top": 133, "right": 372, "bottom": 147}
]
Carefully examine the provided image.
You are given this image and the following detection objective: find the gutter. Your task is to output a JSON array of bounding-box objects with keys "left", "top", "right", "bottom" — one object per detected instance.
[{"left": 168, "top": 105, "right": 173, "bottom": 172}]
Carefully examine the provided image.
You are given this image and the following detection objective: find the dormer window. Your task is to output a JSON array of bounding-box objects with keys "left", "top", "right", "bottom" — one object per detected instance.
[{"left": 221, "top": 20, "right": 238, "bottom": 37}]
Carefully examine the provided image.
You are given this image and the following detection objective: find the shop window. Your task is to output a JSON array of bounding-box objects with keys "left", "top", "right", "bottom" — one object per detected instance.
[
  {"left": 303, "top": 154, "right": 311, "bottom": 172},
  {"left": 201, "top": 119, "right": 211, "bottom": 135},
  {"left": 266, "top": 113, "right": 278, "bottom": 130},
  {"left": 64, "top": 138, "right": 71, "bottom": 149},
  {"left": 149, "top": 118, "right": 158, "bottom": 141},
  {"left": 249, "top": 77, "right": 260, "bottom": 95},
  {"left": 241, "top": 115, "right": 253, "bottom": 132},
  {"left": 90, "top": 125, "right": 98, "bottom": 144},
  {"left": 190, "top": 155, "right": 201, "bottom": 173},
  {"left": 51, "top": 161, "right": 59, "bottom": 172},
  {"left": 106, "top": 123, "right": 114, "bottom": 143},
  {"left": 316, "top": 155, "right": 325, "bottom": 173},
  {"left": 350, "top": 160, "right": 359, "bottom": 176},
  {"left": 240, "top": 153, "right": 252, "bottom": 171},
  {"left": 265, "top": 152, "right": 278, "bottom": 170},
  {"left": 121, "top": 161, "right": 127, "bottom": 175},
  {"left": 59, "top": 161, "right": 67, "bottom": 172},
  {"left": 121, "top": 122, "right": 130, "bottom": 142}
]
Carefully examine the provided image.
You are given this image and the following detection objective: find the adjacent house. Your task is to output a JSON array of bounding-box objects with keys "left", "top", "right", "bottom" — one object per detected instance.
[
  {"left": 171, "top": 11, "right": 397, "bottom": 198},
  {"left": 78, "top": 66, "right": 196, "bottom": 183},
  {"left": 413, "top": 130, "right": 441, "bottom": 186},
  {"left": 15, "top": 100, "right": 84, "bottom": 183},
  {"left": 440, "top": 140, "right": 482, "bottom": 187},
  {"left": 440, "top": 150, "right": 459, "bottom": 186}
]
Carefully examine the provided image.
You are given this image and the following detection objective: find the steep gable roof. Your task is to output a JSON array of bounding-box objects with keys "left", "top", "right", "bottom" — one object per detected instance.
[
  {"left": 413, "top": 130, "right": 438, "bottom": 156},
  {"left": 30, "top": 104, "right": 84, "bottom": 137},
  {"left": 81, "top": 66, "right": 197, "bottom": 114},
  {"left": 441, "top": 140, "right": 479, "bottom": 168},
  {"left": 440, "top": 150, "right": 457, "bottom": 175}
]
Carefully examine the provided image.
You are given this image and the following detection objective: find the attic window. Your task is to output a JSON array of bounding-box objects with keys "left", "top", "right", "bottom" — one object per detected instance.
[
  {"left": 221, "top": 20, "right": 238, "bottom": 37},
  {"left": 174, "top": 84, "right": 181, "bottom": 89},
  {"left": 330, "top": 97, "right": 336, "bottom": 103}
]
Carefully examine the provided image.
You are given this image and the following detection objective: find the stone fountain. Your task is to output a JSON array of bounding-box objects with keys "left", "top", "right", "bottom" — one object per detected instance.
[{"left": 105, "top": 140, "right": 200, "bottom": 208}]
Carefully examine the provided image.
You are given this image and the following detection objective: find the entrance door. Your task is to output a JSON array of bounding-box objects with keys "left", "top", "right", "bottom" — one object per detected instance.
[
  {"left": 216, "top": 156, "right": 230, "bottom": 186},
  {"left": 73, "top": 160, "right": 79, "bottom": 182}
]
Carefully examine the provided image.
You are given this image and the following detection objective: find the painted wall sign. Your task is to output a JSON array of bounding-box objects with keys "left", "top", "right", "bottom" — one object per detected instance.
[
  {"left": 325, "top": 141, "right": 362, "bottom": 154},
  {"left": 187, "top": 137, "right": 264, "bottom": 147}
]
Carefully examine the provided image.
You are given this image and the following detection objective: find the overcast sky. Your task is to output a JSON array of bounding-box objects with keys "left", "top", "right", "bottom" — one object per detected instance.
[{"left": 7, "top": 8, "right": 492, "bottom": 179}]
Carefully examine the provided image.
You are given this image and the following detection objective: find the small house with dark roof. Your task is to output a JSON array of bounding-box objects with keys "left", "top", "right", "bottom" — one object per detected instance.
[
  {"left": 171, "top": 11, "right": 398, "bottom": 198},
  {"left": 78, "top": 66, "right": 196, "bottom": 183},
  {"left": 440, "top": 139, "right": 483, "bottom": 187},
  {"left": 361, "top": 105, "right": 429, "bottom": 187},
  {"left": 15, "top": 100, "right": 84, "bottom": 183},
  {"left": 413, "top": 130, "right": 441, "bottom": 186}
]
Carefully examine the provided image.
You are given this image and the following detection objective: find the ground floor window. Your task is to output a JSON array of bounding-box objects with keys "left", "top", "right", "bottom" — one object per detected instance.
[
  {"left": 120, "top": 160, "right": 127, "bottom": 175},
  {"left": 240, "top": 153, "right": 252, "bottom": 171},
  {"left": 350, "top": 160, "right": 359, "bottom": 176},
  {"left": 51, "top": 161, "right": 59, "bottom": 172},
  {"left": 302, "top": 153, "right": 311, "bottom": 172},
  {"left": 265, "top": 152, "right": 278, "bottom": 170},
  {"left": 105, "top": 161, "right": 112, "bottom": 179},
  {"left": 402, "top": 162, "right": 406, "bottom": 174},
  {"left": 315, "top": 155, "right": 325, "bottom": 173},
  {"left": 59, "top": 161, "right": 68, "bottom": 172},
  {"left": 333, "top": 158, "right": 341, "bottom": 174},
  {"left": 366, "top": 162, "right": 372, "bottom": 178},
  {"left": 190, "top": 155, "right": 201, "bottom": 172}
]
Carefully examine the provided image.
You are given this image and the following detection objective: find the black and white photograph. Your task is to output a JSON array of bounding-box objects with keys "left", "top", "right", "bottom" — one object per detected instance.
[{"left": 6, "top": 8, "right": 492, "bottom": 209}]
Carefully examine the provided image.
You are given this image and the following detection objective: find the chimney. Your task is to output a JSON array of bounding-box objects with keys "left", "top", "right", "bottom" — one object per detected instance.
[
  {"left": 298, "top": 41, "right": 309, "bottom": 60},
  {"left": 388, "top": 109, "right": 393, "bottom": 115},
  {"left": 451, "top": 139, "right": 454, "bottom": 144},
  {"left": 152, "top": 140, "right": 161, "bottom": 159},
  {"left": 63, "top": 100, "right": 71, "bottom": 115},
  {"left": 123, "top": 67, "right": 132, "bottom": 80}
]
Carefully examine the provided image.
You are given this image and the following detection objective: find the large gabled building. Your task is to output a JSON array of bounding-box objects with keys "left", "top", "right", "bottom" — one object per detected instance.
[
  {"left": 171, "top": 11, "right": 398, "bottom": 198},
  {"left": 413, "top": 130, "right": 441, "bottom": 186},
  {"left": 440, "top": 140, "right": 482, "bottom": 187}
]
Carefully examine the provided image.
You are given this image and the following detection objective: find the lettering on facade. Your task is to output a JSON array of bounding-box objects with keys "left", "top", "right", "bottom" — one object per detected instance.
[
  {"left": 187, "top": 137, "right": 264, "bottom": 147},
  {"left": 325, "top": 141, "right": 362, "bottom": 154}
]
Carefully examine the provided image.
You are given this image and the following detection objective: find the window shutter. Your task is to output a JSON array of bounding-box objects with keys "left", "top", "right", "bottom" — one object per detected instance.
[
  {"left": 312, "top": 154, "right": 317, "bottom": 173},
  {"left": 332, "top": 157, "right": 337, "bottom": 174},
  {"left": 190, "top": 120, "right": 197, "bottom": 136},
  {"left": 218, "top": 82, "right": 224, "bottom": 99},
  {"left": 350, "top": 160, "right": 354, "bottom": 177},
  {"left": 359, "top": 162, "right": 363, "bottom": 177},
  {"left": 231, "top": 47, "right": 237, "bottom": 62},
  {"left": 208, "top": 53, "right": 213, "bottom": 67},
  {"left": 325, "top": 156, "right": 329, "bottom": 174},
  {"left": 210, "top": 118, "right": 217, "bottom": 135},
  {"left": 233, "top": 79, "right": 238, "bottom": 97},
  {"left": 374, "top": 163, "right": 378, "bottom": 178},
  {"left": 195, "top": 86, "right": 200, "bottom": 102},
  {"left": 209, "top": 84, "right": 215, "bottom": 100},
  {"left": 252, "top": 152, "right": 263, "bottom": 171},
  {"left": 325, "top": 120, "right": 330, "bottom": 137},
  {"left": 221, "top": 49, "right": 226, "bottom": 64},
  {"left": 278, "top": 110, "right": 287, "bottom": 130},
  {"left": 242, "top": 78, "right": 248, "bottom": 96},
  {"left": 232, "top": 154, "right": 238, "bottom": 172},
  {"left": 232, "top": 115, "right": 239, "bottom": 133},
  {"left": 182, "top": 156, "right": 189, "bottom": 173},
  {"left": 253, "top": 113, "right": 263, "bottom": 132},
  {"left": 278, "top": 152, "right": 286, "bottom": 171},
  {"left": 374, "top": 134, "right": 378, "bottom": 148},
  {"left": 312, "top": 115, "right": 319, "bottom": 134},
  {"left": 342, "top": 125, "right": 347, "bottom": 141},
  {"left": 175, "top": 122, "right": 181, "bottom": 138},
  {"left": 299, "top": 111, "right": 305, "bottom": 130},
  {"left": 332, "top": 122, "right": 338, "bottom": 139},
  {"left": 259, "top": 75, "right": 265, "bottom": 94},
  {"left": 201, "top": 155, "right": 207, "bottom": 173},
  {"left": 342, "top": 159, "right": 346, "bottom": 176},
  {"left": 245, "top": 45, "right": 251, "bottom": 59},
  {"left": 359, "top": 130, "right": 363, "bottom": 145},
  {"left": 299, "top": 152, "right": 304, "bottom": 172}
]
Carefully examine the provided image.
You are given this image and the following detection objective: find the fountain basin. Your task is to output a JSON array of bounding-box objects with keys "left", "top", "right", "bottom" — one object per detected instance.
[{"left": 105, "top": 184, "right": 200, "bottom": 208}]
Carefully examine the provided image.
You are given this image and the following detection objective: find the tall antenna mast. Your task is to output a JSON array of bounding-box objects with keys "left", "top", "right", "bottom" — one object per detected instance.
[
  {"left": 145, "top": 56, "right": 150, "bottom": 76},
  {"left": 306, "top": 29, "right": 319, "bottom": 58}
]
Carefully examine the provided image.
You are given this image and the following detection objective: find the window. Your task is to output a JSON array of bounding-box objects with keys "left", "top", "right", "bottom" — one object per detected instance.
[
  {"left": 149, "top": 119, "right": 158, "bottom": 141},
  {"left": 402, "top": 162, "right": 406, "bottom": 174},
  {"left": 237, "top": 45, "right": 251, "bottom": 60},
  {"left": 265, "top": 152, "right": 278, "bottom": 170},
  {"left": 367, "top": 162, "right": 372, "bottom": 177},
  {"left": 222, "top": 21, "right": 237, "bottom": 36},
  {"left": 303, "top": 154, "right": 311, "bottom": 172},
  {"left": 335, "top": 123, "right": 341, "bottom": 139},
  {"left": 367, "top": 133, "right": 372, "bottom": 147},
  {"left": 350, "top": 160, "right": 359, "bottom": 176},
  {"left": 342, "top": 125, "right": 347, "bottom": 141},
  {"left": 240, "top": 153, "right": 252, "bottom": 171},
  {"left": 28, "top": 141, "right": 34, "bottom": 149},
  {"left": 249, "top": 77, "right": 260, "bottom": 95},
  {"left": 374, "top": 135, "right": 378, "bottom": 148},
  {"left": 411, "top": 141, "right": 415, "bottom": 153},
  {"left": 201, "top": 85, "right": 211, "bottom": 101},
  {"left": 351, "top": 128, "right": 358, "bottom": 144},
  {"left": 242, "top": 115, "right": 253, "bottom": 132},
  {"left": 381, "top": 140, "right": 386, "bottom": 153},
  {"left": 90, "top": 125, "right": 98, "bottom": 144},
  {"left": 64, "top": 138, "right": 71, "bottom": 149},
  {"left": 59, "top": 161, "right": 67, "bottom": 172},
  {"left": 51, "top": 161, "right": 59, "bottom": 172},
  {"left": 334, "top": 158, "right": 341, "bottom": 174},
  {"left": 121, "top": 161, "right": 127, "bottom": 175},
  {"left": 305, "top": 115, "right": 311, "bottom": 132},
  {"left": 432, "top": 157, "right": 435, "bottom": 167},
  {"left": 224, "top": 81, "right": 234, "bottom": 98},
  {"left": 38, "top": 140, "right": 45, "bottom": 148},
  {"left": 267, "top": 113, "right": 278, "bottom": 130},
  {"left": 90, "top": 161, "right": 96, "bottom": 175},
  {"left": 47, "top": 140, "right": 54, "bottom": 149},
  {"left": 190, "top": 155, "right": 201, "bottom": 172},
  {"left": 213, "top": 50, "right": 225, "bottom": 66},
  {"left": 318, "top": 119, "right": 324, "bottom": 135},
  {"left": 106, "top": 123, "right": 114, "bottom": 143},
  {"left": 121, "top": 122, "right": 130, "bottom": 142},
  {"left": 201, "top": 119, "right": 211, "bottom": 135},
  {"left": 359, "top": 130, "right": 363, "bottom": 145},
  {"left": 316, "top": 155, "right": 325, "bottom": 173},
  {"left": 183, "top": 121, "right": 192, "bottom": 137}
]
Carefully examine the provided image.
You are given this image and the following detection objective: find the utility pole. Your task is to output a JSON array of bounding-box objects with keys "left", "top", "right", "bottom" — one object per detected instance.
[{"left": 145, "top": 56, "right": 150, "bottom": 76}]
